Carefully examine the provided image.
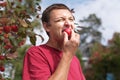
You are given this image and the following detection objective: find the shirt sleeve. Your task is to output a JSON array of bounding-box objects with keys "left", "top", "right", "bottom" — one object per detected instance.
[{"left": 22, "top": 46, "right": 51, "bottom": 80}]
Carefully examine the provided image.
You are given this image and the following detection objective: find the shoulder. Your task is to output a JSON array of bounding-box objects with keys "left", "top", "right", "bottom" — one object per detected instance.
[
  {"left": 27, "top": 44, "right": 46, "bottom": 53},
  {"left": 26, "top": 44, "right": 47, "bottom": 57}
]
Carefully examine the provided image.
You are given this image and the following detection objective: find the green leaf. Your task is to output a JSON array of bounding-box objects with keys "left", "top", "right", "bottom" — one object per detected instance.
[
  {"left": 29, "top": 35, "right": 36, "bottom": 45},
  {"left": 9, "top": 36, "right": 18, "bottom": 47}
]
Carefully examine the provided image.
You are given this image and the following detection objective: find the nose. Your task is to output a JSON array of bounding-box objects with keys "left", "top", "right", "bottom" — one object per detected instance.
[{"left": 64, "top": 20, "right": 71, "bottom": 28}]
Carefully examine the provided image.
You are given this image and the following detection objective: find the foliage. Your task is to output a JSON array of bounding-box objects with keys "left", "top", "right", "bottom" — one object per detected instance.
[
  {"left": 0, "top": 0, "right": 42, "bottom": 79},
  {"left": 85, "top": 32, "right": 120, "bottom": 80},
  {"left": 79, "top": 14, "right": 102, "bottom": 43},
  {"left": 13, "top": 45, "right": 30, "bottom": 80},
  {"left": 76, "top": 49, "right": 84, "bottom": 68},
  {"left": 78, "top": 14, "right": 102, "bottom": 57}
]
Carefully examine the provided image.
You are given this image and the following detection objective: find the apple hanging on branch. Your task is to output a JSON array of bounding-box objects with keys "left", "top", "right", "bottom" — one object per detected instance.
[
  {"left": 0, "top": 0, "right": 43, "bottom": 79},
  {"left": 0, "top": 0, "right": 43, "bottom": 59}
]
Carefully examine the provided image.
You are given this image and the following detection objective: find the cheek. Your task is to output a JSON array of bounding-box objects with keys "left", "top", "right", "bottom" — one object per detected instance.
[
  {"left": 54, "top": 23, "right": 64, "bottom": 32},
  {"left": 49, "top": 21, "right": 64, "bottom": 36},
  {"left": 71, "top": 22, "right": 75, "bottom": 29}
]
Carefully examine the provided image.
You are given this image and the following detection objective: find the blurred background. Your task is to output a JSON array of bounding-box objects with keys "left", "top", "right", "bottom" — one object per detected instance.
[{"left": 0, "top": 0, "right": 120, "bottom": 80}]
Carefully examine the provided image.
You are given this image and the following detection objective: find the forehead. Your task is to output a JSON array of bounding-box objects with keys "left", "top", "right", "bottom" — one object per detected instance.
[{"left": 50, "top": 9, "right": 73, "bottom": 19}]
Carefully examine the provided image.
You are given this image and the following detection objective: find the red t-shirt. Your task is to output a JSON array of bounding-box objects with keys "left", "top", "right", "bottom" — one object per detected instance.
[{"left": 22, "top": 44, "right": 85, "bottom": 80}]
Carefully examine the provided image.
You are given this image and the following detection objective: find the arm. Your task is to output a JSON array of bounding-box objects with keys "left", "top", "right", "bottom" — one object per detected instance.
[{"left": 48, "top": 30, "right": 80, "bottom": 80}]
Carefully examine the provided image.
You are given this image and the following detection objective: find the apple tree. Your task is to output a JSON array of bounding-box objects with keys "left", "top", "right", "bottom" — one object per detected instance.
[{"left": 0, "top": 0, "right": 43, "bottom": 79}]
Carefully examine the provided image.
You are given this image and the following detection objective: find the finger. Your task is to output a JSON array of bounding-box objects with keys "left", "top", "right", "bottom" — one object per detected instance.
[
  {"left": 75, "top": 34, "right": 80, "bottom": 46},
  {"left": 63, "top": 32, "right": 68, "bottom": 42},
  {"left": 70, "top": 30, "right": 75, "bottom": 39}
]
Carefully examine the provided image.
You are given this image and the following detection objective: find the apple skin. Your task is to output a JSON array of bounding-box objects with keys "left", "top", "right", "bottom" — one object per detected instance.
[
  {"left": 0, "top": 66, "right": 5, "bottom": 72},
  {"left": 3, "top": 26, "right": 11, "bottom": 33},
  {"left": 11, "top": 25, "right": 18, "bottom": 32},
  {"left": 0, "top": 55, "right": 5, "bottom": 60},
  {"left": 63, "top": 28, "right": 72, "bottom": 37}
]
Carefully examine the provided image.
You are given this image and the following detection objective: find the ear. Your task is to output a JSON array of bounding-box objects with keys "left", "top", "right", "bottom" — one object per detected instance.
[{"left": 43, "top": 22, "right": 50, "bottom": 32}]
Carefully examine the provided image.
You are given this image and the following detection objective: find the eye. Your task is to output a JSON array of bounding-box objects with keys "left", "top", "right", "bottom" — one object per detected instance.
[
  {"left": 69, "top": 18, "right": 74, "bottom": 22},
  {"left": 54, "top": 18, "right": 64, "bottom": 22}
]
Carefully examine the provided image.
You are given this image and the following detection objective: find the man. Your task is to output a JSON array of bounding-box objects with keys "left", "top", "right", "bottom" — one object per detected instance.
[{"left": 22, "top": 3, "right": 85, "bottom": 80}]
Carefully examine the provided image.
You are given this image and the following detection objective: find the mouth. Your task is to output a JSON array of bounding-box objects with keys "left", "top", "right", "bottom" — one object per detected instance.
[
  {"left": 62, "top": 28, "right": 72, "bottom": 37},
  {"left": 62, "top": 26, "right": 86, "bottom": 34}
]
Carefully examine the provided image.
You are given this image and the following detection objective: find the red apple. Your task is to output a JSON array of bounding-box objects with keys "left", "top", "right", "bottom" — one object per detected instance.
[
  {"left": 3, "top": 39, "right": 9, "bottom": 43},
  {"left": 4, "top": 43, "right": 13, "bottom": 49},
  {"left": 0, "top": 55, "right": 5, "bottom": 60},
  {"left": 18, "top": 39, "right": 25, "bottom": 46},
  {"left": 11, "top": 25, "right": 18, "bottom": 32},
  {"left": 3, "top": 33, "right": 9, "bottom": 38},
  {"left": 0, "top": 27, "right": 3, "bottom": 34},
  {"left": 63, "top": 28, "right": 72, "bottom": 37},
  {"left": 0, "top": 66, "right": 5, "bottom": 72},
  {"left": 3, "top": 26, "right": 11, "bottom": 33}
]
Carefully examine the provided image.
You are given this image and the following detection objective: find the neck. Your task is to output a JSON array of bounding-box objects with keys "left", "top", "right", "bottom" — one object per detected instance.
[{"left": 46, "top": 39, "right": 62, "bottom": 51}]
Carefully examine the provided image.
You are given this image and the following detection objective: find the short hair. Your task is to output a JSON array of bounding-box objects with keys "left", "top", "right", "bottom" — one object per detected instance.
[{"left": 41, "top": 3, "right": 72, "bottom": 23}]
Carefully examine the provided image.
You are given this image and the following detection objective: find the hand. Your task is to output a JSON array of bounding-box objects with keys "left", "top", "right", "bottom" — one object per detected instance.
[{"left": 62, "top": 30, "right": 80, "bottom": 61}]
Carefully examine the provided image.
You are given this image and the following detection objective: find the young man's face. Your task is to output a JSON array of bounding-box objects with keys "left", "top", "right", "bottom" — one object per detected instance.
[{"left": 45, "top": 9, "right": 75, "bottom": 42}]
